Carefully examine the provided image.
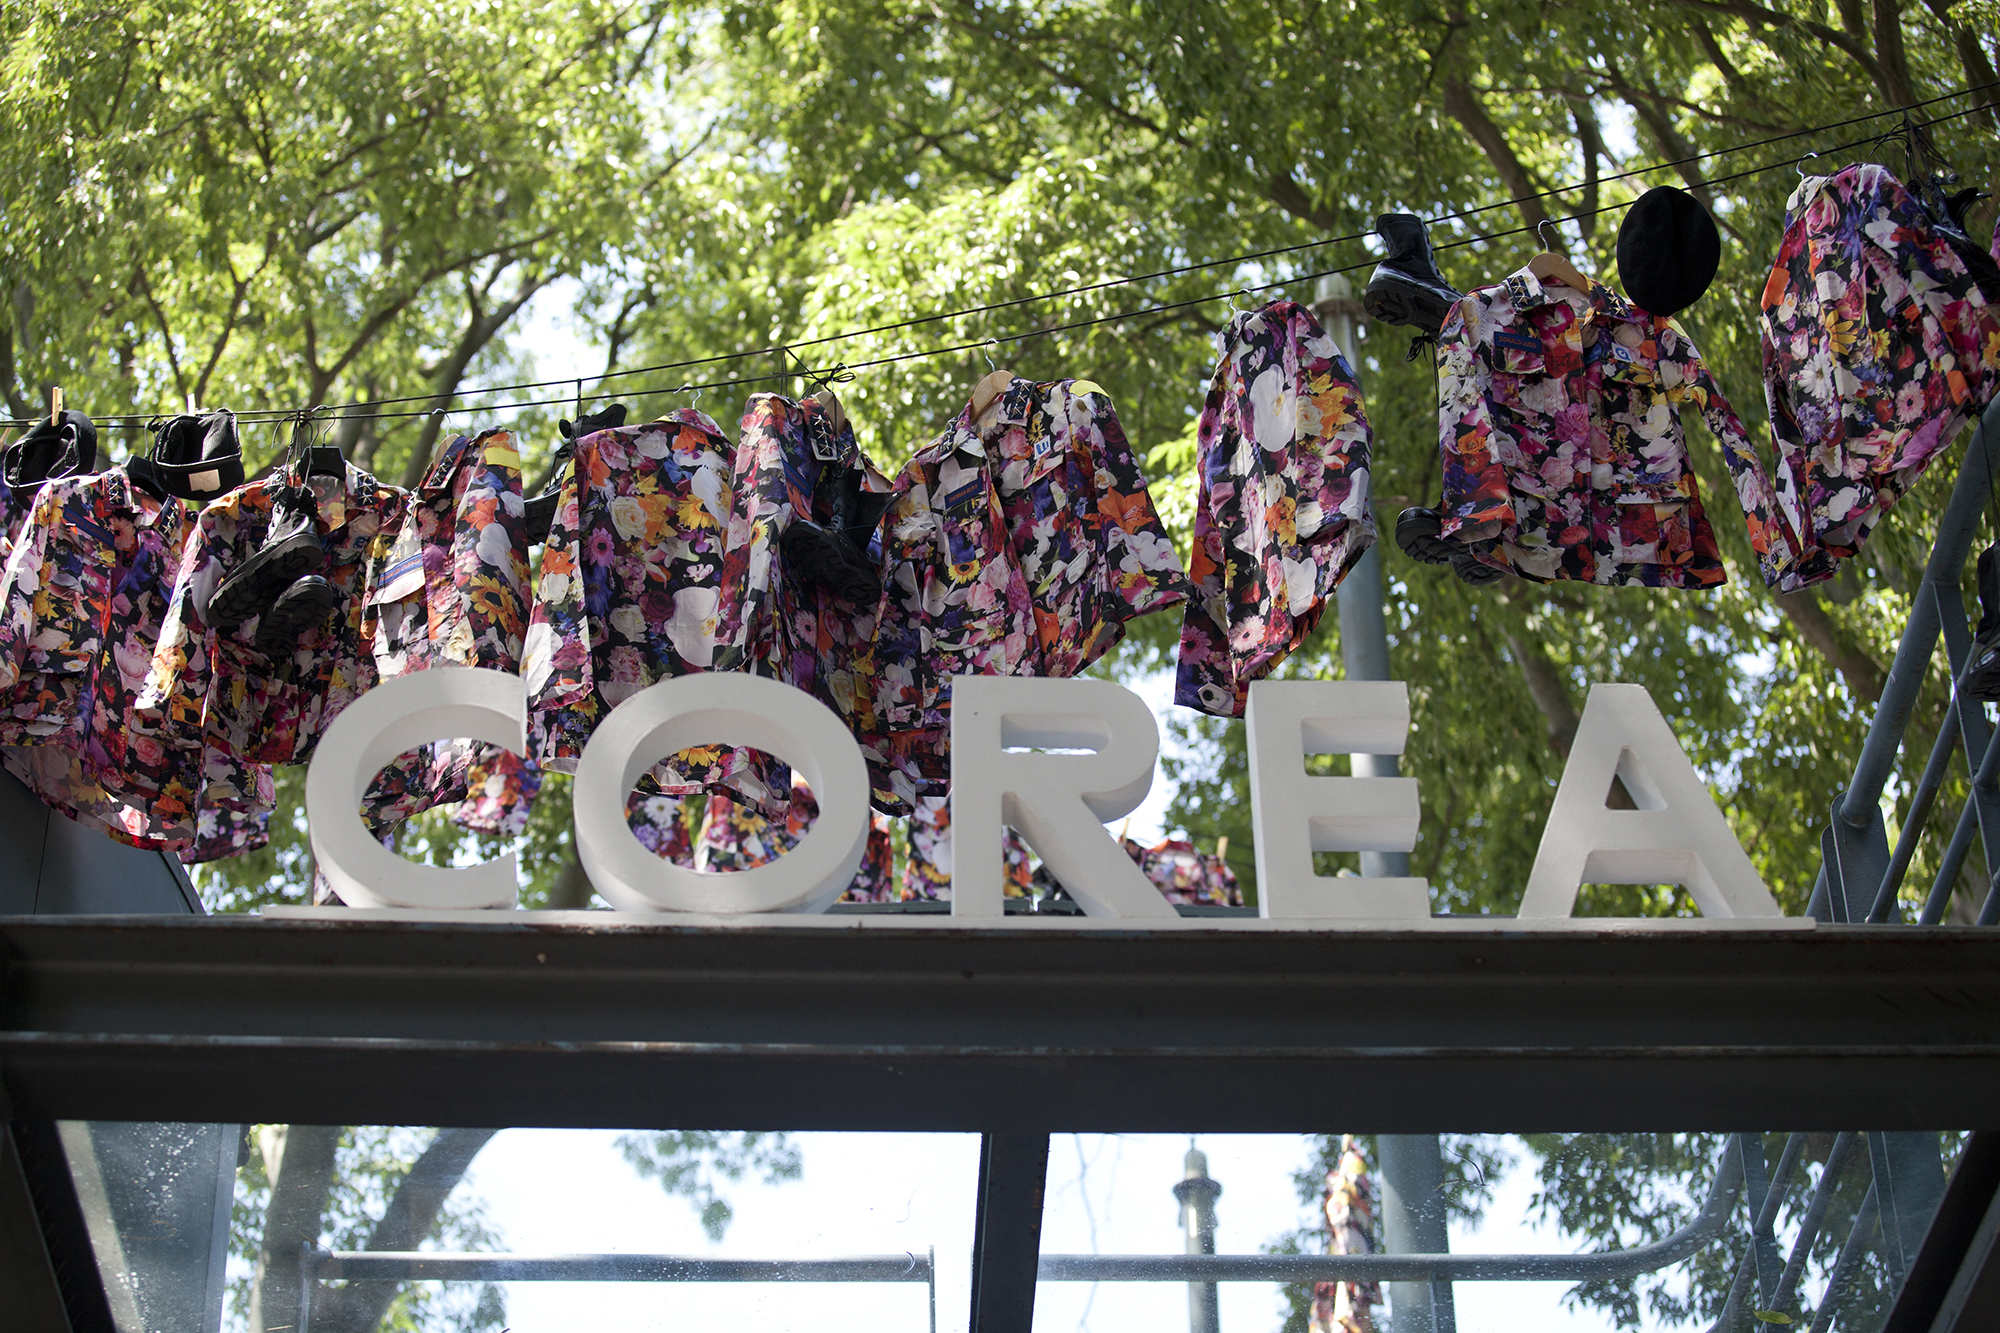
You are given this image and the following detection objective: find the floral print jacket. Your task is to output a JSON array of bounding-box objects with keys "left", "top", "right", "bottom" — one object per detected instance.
[
  {"left": 522, "top": 410, "right": 786, "bottom": 814},
  {"left": 359, "top": 431, "right": 541, "bottom": 837},
  {"left": 870, "top": 378, "right": 1188, "bottom": 808},
  {"left": 0, "top": 464, "right": 273, "bottom": 859},
  {"left": 140, "top": 461, "right": 406, "bottom": 768},
  {"left": 1176, "top": 301, "right": 1376, "bottom": 718},
  {"left": 1431, "top": 266, "right": 1792, "bottom": 589},
  {"left": 1759, "top": 164, "right": 2000, "bottom": 585}
]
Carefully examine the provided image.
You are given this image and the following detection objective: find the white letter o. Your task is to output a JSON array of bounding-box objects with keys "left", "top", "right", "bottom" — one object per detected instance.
[{"left": 572, "top": 674, "right": 870, "bottom": 913}]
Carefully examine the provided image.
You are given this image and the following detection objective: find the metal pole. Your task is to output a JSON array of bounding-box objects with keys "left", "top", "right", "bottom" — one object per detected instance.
[
  {"left": 1172, "top": 1145, "right": 1222, "bottom": 1333},
  {"left": 1317, "top": 274, "right": 1458, "bottom": 1333}
]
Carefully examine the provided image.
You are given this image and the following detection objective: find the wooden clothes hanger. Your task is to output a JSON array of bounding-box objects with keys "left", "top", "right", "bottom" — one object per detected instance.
[{"left": 1527, "top": 218, "right": 1594, "bottom": 293}]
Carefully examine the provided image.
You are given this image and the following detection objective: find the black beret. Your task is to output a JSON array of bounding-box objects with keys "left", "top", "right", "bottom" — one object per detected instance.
[
  {"left": 1617, "top": 186, "right": 1722, "bottom": 318},
  {"left": 4, "top": 408, "right": 98, "bottom": 489}
]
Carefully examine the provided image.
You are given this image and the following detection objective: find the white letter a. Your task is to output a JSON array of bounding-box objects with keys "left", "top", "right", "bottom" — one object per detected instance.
[{"left": 1520, "top": 684, "right": 1777, "bottom": 919}]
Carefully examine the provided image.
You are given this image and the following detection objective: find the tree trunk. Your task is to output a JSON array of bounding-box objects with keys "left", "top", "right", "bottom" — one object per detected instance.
[
  {"left": 1775, "top": 590, "right": 1887, "bottom": 702},
  {"left": 1502, "top": 616, "right": 1638, "bottom": 808},
  {"left": 547, "top": 846, "right": 595, "bottom": 909},
  {"left": 1441, "top": 76, "right": 1549, "bottom": 232},
  {"left": 398, "top": 272, "right": 553, "bottom": 489},
  {"left": 247, "top": 1125, "right": 342, "bottom": 1333},
  {"left": 310, "top": 1129, "right": 501, "bottom": 1333}
]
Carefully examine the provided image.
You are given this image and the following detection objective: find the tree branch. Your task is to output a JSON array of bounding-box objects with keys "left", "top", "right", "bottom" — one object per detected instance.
[
  {"left": 1441, "top": 76, "right": 1549, "bottom": 231},
  {"left": 1775, "top": 590, "right": 1887, "bottom": 702},
  {"left": 310, "top": 1128, "right": 500, "bottom": 1333},
  {"left": 398, "top": 267, "right": 557, "bottom": 487},
  {"left": 246, "top": 1125, "right": 342, "bottom": 1333},
  {"left": 1657, "top": 0, "right": 1894, "bottom": 101}
]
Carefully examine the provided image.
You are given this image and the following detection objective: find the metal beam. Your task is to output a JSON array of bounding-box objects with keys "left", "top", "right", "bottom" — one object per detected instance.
[
  {"left": 4, "top": 918, "right": 2000, "bottom": 1131},
  {"left": 313, "top": 1250, "right": 934, "bottom": 1283},
  {"left": 1882, "top": 1131, "right": 2000, "bottom": 1333},
  {"left": 968, "top": 1133, "right": 1047, "bottom": 1333},
  {"left": 0, "top": 1124, "right": 72, "bottom": 1333}
]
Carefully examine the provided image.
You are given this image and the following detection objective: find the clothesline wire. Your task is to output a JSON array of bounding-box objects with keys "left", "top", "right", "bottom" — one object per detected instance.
[
  {"left": 6, "top": 84, "right": 1996, "bottom": 432},
  {"left": 267, "top": 74, "right": 2000, "bottom": 419},
  {"left": 205, "top": 100, "right": 1991, "bottom": 428}
]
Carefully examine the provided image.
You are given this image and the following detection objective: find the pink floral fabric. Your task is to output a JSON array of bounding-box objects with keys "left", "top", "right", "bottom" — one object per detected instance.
[
  {"left": 1758, "top": 164, "right": 2000, "bottom": 586},
  {"left": 689, "top": 779, "right": 897, "bottom": 902},
  {"left": 902, "top": 794, "right": 1037, "bottom": 900},
  {"left": 522, "top": 411, "right": 788, "bottom": 816},
  {"left": 0, "top": 464, "right": 273, "bottom": 859},
  {"left": 359, "top": 430, "right": 540, "bottom": 837},
  {"left": 1177, "top": 301, "right": 1376, "bottom": 717},
  {"left": 141, "top": 462, "right": 406, "bottom": 768},
  {"left": 1311, "top": 1135, "right": 1382, "bottom": 1333},
  {"left": 871, "top": 378, "right": 1187, "bottom": 808},
  {"left": 1429, "top": 266, "right": 1787, "bottom": 588},
  {"left": 1126, "top": 836, "right": 1242, "bottom": 906}
]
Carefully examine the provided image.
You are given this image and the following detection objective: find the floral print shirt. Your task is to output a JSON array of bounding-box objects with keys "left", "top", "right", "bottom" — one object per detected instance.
[
  {"left": 869, "top": 379, "right": 1187, "bottom": 808},
  {"left": 624, "top": 782, "right": 898, "bottom": 903},
  {"left": 1126, "top": 836, "right": 1243, "bottom": 907},
  {"left": 0, "top": 464, "right": 273, "bottom": 860},
  {"left": 1759, "top": 164, "right": 2000, "bottom": 585},
  {"left": 1176, "top": 301, "right": 1376, "bottom": 717},
  {"left": 902, "top": 793, "right": 1038, "bottom": 901},
  {"left": 522, "top": 410, "right": 786, "bottom": 815},
  {"left": 359, "top": 431, "right": 540, "bottom": 837},
  {"left": 140, "top": 461, "right": 407, "bottom": 767},
  {"left": 1430, "top": 266, "right": 1789, "bottom": 589},
  {"left": 690, "top": 780, "right": 898, "bottom": 903}
]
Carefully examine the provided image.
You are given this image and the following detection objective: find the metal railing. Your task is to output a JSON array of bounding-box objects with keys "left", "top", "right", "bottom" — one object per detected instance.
[
  {"left": 1712, "top": 395, "right": 2000, "bottom": 1331},
  {"left": 298, "top": 1246, "right": 938, "bottom": 1333}
]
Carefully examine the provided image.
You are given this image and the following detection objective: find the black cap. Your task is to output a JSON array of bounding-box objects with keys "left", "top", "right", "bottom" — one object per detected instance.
[
  {"left": 1617, "top": 186, "right": 1722, "bottom": 317},
  {"left": 4, "top": 409, "right": 98, "bottom": 489},
  {"left": 150, "top": 409, "right": 246, "bottom": 501}
]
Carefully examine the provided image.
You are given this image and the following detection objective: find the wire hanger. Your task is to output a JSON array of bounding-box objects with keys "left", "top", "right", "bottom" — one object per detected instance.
[
  {"left": 969, "top": 336, "right": 1017, "bottom": 423},
  {"left": 1528, "top": 218, "right": 1594, "bottom": 292}
]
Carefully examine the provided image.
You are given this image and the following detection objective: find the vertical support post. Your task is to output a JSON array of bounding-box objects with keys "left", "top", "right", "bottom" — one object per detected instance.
[
  {"left": 1173, "top": 1144, "right": 1222, "bottom": 1333},
  {"left": 1377, "top": 1135, "right": 1456, "bottom": 1333},
  {"left": 968, "top": 1133, "right": 1048, "bottom": 1333},
  {"left": 1870, "top": 1131, "right": 1949, "bottom": 1288},
  {"left": 1317, "top": 274, "right": 1458, "bottom": 1333}
]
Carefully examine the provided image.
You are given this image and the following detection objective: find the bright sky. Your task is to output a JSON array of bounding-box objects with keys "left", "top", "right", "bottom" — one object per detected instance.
[{"left": 446, "top": 1131, "right": 1680, "bottom": 1333}]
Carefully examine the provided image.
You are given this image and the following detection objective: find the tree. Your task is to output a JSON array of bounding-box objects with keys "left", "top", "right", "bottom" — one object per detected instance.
[
  {"left": 231, "top": 1125, "right": 801, "bottom": 1333},
  {"left": 9, "top": 3, "right": 1998, "bottom": 1328}
]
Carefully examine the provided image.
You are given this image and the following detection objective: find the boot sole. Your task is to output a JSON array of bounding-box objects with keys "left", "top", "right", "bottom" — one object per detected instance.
[
  {"left": 253, "top": 579, "right": 341, "bottom": 656},
  {"left": 207, "top": 532, "right": 326, "bottom": 632},
  {"left": 1363, "top": 270, "right": 1460, "bottom": 333},
  {"left": 1397, "top": 508, "right": 1505, "bottom": 585}
]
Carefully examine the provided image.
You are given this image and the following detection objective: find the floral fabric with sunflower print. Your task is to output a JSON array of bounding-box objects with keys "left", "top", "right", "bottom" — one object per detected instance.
[
  {"left": 1428, "top": 267, "right": 1793, "bottom": 589},
  {"left": 902, "top": 793, "right": 1038, "bottom": 901},
  {"left": 1759, "top": 164, "right": 2000, "bottom": 587},
  {"left": 358, "top": 430, "right": 541, "bottom": 837},
  {"left": 521, "top": 410, "right": 787, "bottom": 815},
  {"left": 690, "top": 779, "right": 899, "bottom": 903},
  {"left": 140, "top": 462, "right": 407, "bottom": 773},
  {"left": 623, "top": 780, "right": 899, "bottom": 903},
  {"left": 0, "top": 464, "right": 273, "bottom": 859},
  {"left": 1175, "top": 301, "right": 1376, "bottom": 719}
]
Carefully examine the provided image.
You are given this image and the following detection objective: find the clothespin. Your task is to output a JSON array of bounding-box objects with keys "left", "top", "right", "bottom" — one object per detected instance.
[
  {"left": 49, "top": 385, "right": 62, "bottom": 426},
  {"left": 1215, "top": 835, "right": 1229, "bottom": 861}
]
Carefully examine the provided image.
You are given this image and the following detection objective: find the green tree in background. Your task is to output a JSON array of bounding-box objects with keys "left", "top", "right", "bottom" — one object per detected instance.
[{"left": 7, "top": 1, "right": 1999, "bottom": 1327}]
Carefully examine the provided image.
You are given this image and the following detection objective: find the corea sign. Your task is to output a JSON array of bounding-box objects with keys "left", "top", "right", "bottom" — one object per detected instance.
[{"left": 303, "top": 668, "right": 1782, "bottom": 926}]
